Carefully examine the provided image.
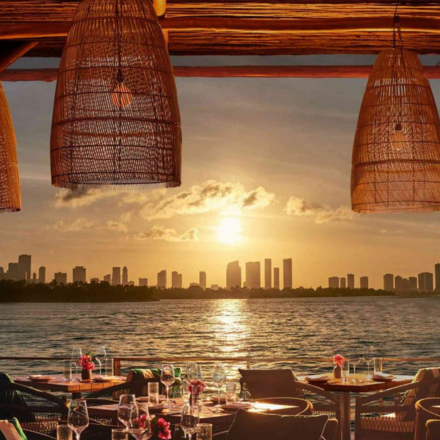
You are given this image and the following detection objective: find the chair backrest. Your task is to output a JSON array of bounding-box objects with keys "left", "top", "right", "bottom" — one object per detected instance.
[
  {"left": 426, "top": 420, "right": 440, "bottom": 440},
  {"left": 402, "top": 369, "right": 440, "bottom": 408},
  {"left": 415, "top": 398, "right": 440, "bottom": 440},
  {"left": 126, "top": 369, "right": 159, "bottom": 397},
  {"left": 0, "top": 417, "right": 27, "bottom": 440},
  {"left": 238, "top": 369, "right": 302, "bottom": 399},
  {"left": 0, "top": 374, "right": 29, "bottom": 421},
  {"left": 226, "top": 409, "right": 328, "bottom": 440}
]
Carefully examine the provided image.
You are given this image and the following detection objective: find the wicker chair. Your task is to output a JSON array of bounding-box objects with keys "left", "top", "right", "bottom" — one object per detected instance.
[
  {"left": 355, "top": 368, "right": 440, "bottom": 440},
  {"left": 415, "top": 398, "right": 440, "bottom": 440},
  {"left": 239, "top": 369, "right": 341, "bottom": 436},
  {"left": 0, "top": 375, "right": 67, "bottom": 437}
]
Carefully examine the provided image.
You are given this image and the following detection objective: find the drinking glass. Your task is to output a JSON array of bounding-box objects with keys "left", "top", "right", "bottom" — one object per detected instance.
[
  {"left": 181, "top": 404, "right": 200, "bottom": 440},
  {"left": 225, "top": 382, "right": 237, "bottom": 404},
  {"left": 104, "top": 357, "right": 114, "bottom": 377},
  {"left": 94, "top": 346, "right": 107, "bottom": 376},
  {"left": 148, "top": 383, "right": 159, "bottom": 405},
  {"left": 187, "top": 363, "right": 203, "bottom": 381},
  {"left": 57, "top": 424, "right": 72, "bottom": 440},
  {"left": 374, "top": 357, "right": 383, "bottom": 374},
  {"left": 118, "top": 394, "right": 138, "bottom": 431},
  {"left": 67, "top": 399, "right": 89, "bottom": 440},
  {"left": 160, "top": 364, "right": 175, "bottom": 408},
  {"left": 352, "top": 349, "right": 364, "bottom": 383},
  {"left": 71, "top": 348, "right": 82, "bottom": 379},
  {"left": 342, "top": 359, "right": 350, "bottom": 383},
  {"left": 212, "top": 363, "right": 226, "bottom": 413},
  {"left": 129, "top": 405, "right": 151, "bottom": 440},
  {"left": 364, "top": 346, "right": 374, "bottom": 380},
  {"left": 112, "top": 429, "right": 128, "bottom": 440},
  {"left": 197, "top": 424, "right": 213, "bottom": 440},
  {"left": 63, "top": 360, "right": 72, "bottom": 382}
]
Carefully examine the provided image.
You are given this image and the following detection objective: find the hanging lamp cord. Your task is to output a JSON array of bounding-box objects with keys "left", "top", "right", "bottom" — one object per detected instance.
[{"left": 392, "top": 4, "right": 404, "bottom": 51}]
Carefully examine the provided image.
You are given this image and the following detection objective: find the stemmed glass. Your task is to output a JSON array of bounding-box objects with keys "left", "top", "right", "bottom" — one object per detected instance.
[
  {"left": 181, "top": 404, "right": 200, "bottom": 440},
  {"left": 71, "top": 348, "right": 82, "bottom": 380},
  {"left": 118, "top": 394, "right": 138, "bottom": 431},
  {"left": 187, "top": 363, "right": 203, "bottom": 381},
  {"left": 352, "top": 349, "right": 364, "bottom": 383},
  {"left": 212, "top": 363, "right": 226, "bottom": 413},
  {"left": 94, "top": 346, "right": 107, "bottom": 376},
  {"left": 160, "top": 364, "right": 175, "bottom": 408},
  {"left": 364, "top": 346, "right": 374, "bottom": 380},
  {"left": 67, "top": 399, "right": 89, "bottom": 440},
  {"left": 129, "top": 404, "right": 151, "bottom": 440}
]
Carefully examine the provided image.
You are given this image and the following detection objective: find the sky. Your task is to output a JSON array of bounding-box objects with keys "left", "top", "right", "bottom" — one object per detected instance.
[{"left": 1, "top": 54, "right": 440, "bottom": 289}]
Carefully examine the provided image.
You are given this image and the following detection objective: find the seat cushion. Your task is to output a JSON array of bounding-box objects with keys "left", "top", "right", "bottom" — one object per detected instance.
[{"left": 227, "top": 409, "right": 328, "bottom": 440}]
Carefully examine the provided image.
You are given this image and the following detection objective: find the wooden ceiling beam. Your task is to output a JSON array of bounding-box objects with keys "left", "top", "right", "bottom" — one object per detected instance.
[
  {"left": 1, "top": 17, "right": 439, "bottom": 40},
  {"left": 2, "top": 65, "right": 440, "bottom": 81},
  {"left": 0, "top": 42, "right": 39, "bottom": 74}
]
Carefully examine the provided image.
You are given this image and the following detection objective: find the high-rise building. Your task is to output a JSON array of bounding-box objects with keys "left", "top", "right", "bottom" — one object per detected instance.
[
  {"left": 360, "top": 276, "right": 369, "bottom": 289},
  {"left": 329, "top": 277, "right": 339, "bottom": 288},
  {"left": 347, "top": 273, "right": 355, "bottom": 289},
  {"left": 172, "top": 271, "right": 179, "bottom": 288},
  {"left": 18, "top": 254, "right": 31, "bottom": 282},
  {"left": 139, "top": 278, "right": 148, "bottom": 287},
  {"left": 157, "top": 270, "right": 167, "bottom": 288},
  {"left": 264, "top": 259, "right": 272, "bottom": 289},
  {"left": 409, "top": 277, "right": 418, "bottom": 291},
  {"left": 435, "top": 263, "right": 440, "bottom": 292},
  {"left": 384, "top": 274, "right": 394, "bottom": 291},
  {"left": 273, "top": 267, "right": 280, "bottom": 289},
  {"left": 103, "top": 274, "right": 111, "bottom": 283},
  {"left": 395, "top": 276, "right": 410, "bottom": 293},
  {"left": 8, "top": 263, "right": 19, "bottom": 280},
  {"left": 112, "top": 267, "right": 121, "bottom": 286},
  {"left": 226, "top": 261, "right": 241, "bottom": 289},
  {"left": 32, "top": 272, "right": 37, "bottom": 283},
  {"left": 38, "top": 266, "right": 46, "bottom": 284},
  {"left": 418, "top": 272, "right": 434, "bottom": 292},
  {"left": 73, "top": 266, "right": 86, "bottom": 283},
  {"left": 340, "top": 277, "right": 347, "bottom": 288},
  {"left": 54, "top": 272, "right": 67, "bottom": 284},
  {"left": 246, "top": 262, "right": 261, "bottom": 289},
  {"left": 283, "top": 258, "right": 293, "bottom": 289},
  {"left": 0, "top": 267, "right": 4, "bottom": 280},
  {"left": 178, "top": 274, "right": 183, "bottom": 288},
  {"left": 199, "top": 271, "right": 206, "bottom": 290},
  {"left": 122, "top": 267, "right": 128, "bottom": 286}
]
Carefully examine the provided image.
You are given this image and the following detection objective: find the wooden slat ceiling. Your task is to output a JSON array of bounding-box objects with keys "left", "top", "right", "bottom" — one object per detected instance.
[{"left": 2, "top": 1, "right": 440, "bottom": 56}]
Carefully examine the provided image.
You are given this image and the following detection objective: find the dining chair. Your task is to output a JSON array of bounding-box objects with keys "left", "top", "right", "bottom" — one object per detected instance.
[
  {"left": 426, "top": 420, "right": 440, "bottom": 440},
  {"left": 415, "top": 398, "right": 440, "bottom": 440},
  {"left": 355, "top": 368, "right": 440, "bottom": 440}
]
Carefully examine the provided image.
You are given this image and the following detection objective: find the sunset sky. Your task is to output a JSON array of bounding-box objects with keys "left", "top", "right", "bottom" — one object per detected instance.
[{"left": 1, "top": 54, "right": 440, "bottom": 289}]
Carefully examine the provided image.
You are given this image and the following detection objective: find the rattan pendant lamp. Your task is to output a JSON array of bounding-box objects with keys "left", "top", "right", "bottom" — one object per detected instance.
[
  {"left": 0, "top": 81, "right": 21, "bottom": 212},
  {"left": 351, "top": 8, "right": 440, "bottom": 213},
  {"left": 51, "top": 0, "right": 182, "bottom": 189}
]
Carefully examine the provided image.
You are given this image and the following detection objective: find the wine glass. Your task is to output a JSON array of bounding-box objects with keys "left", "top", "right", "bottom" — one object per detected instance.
[
  {"left": 129, "top": 404, "right": 151, "bottom": 440},
  {"left": 67, "top": 399, "right": 89, "bottom": 440},
  {"left": 94, "top": 346, "right": 107, "bottom": 375},
  {"left": 212, "top": 363, "right": 226, "bottom": 413},
  {"left": 187, "top": 363, "right": 203, "bottom": 381},
  {"left": 181, "top": 404, "right": 200, "bottom": 440},
  {"left": 364, "top": 346, "right": 375, "bottom": 380},
  {"left": 352, "top": 349, "right": 364, "bottom": 383},
  {"left": 160, "top": 364, "right": 175, "bottom": 408},
  {"left": 71, "top": 348, "right": 82, "bottom": 379},
  {"left": 118, "top": 394, "right": 138, "bottom": 431}
]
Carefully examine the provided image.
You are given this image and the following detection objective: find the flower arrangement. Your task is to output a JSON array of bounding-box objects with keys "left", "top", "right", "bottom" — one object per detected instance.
[
  {"left": 188, "top": 379, "right": 206, "bottom": 395},
  {"left": 333, "top": 354, "right": 345, "bottom": 368},
  {"left": 78, "top": 354, "right": 95, "bottom": 371},
  {"left": 136, "top": 415, "right": 171, "bottom": 440}
]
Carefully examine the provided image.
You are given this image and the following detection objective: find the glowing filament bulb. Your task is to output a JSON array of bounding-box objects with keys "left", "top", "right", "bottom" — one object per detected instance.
[{"left": 111, "top": 72, "right": 132, "bottom": 109}]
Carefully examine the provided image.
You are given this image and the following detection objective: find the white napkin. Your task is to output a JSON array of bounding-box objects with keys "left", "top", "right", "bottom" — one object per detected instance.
[
  {"left": 28, "top": 375, "right": 52, "bottom": 380},
  {"left": 373, "top": 373, "right": 395, "bottom": 381},
  {"left": 0, "top": 421, "right": 23, "bottom": 440},
  {"left": 305, "top": 374, "right": 331, "bottom": 382}
]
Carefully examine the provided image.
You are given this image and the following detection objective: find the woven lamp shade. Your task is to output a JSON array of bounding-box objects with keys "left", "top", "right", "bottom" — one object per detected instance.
[
  {"left": 51, "top": 0, "right": 182, "bottom": 189},
  {"left": 351, "top": 49, "right": 440, "bottom": 213},
  {"left": 0, "top": 81, "right": 21, "bottom": 213}
]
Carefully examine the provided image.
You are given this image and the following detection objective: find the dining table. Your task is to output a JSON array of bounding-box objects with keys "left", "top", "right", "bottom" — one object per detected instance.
[
  {"left": 14, "top": 374, "right": 126, "bottom": 399},
  {"left": 300, "top": 374, "right": 413, "bottom": 440}
]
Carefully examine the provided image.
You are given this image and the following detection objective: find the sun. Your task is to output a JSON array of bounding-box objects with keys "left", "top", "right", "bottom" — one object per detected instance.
[{"left": 216, "top": 217, "right": 243, "bottom": 245}]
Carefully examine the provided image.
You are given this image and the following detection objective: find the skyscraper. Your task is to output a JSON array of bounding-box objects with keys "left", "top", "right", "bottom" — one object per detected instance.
[
  {"left": 340, "top": 277, "right": 347, "bottom": 288},
  {"left": 73, "top": 266, "right": 86, "bottom": 283},
  {"left": 409, "top": 277, "right": 418, "bottom": 291},
  {"left": 0, "top": 267, "right": 4, "bottom": 280},
  {"left": 246, "top": 262, "right": 261, "bottom": 289},
  {"left": 384, "top": 274, "right": 394, "bottom": 291},
  {"left": 360, "top": 276, "right": 369, "bottom": 289},
  {"left": 347, "top": 273, "right": 355, "bottom": 289},
  {"left": 112, "top": 267, "right": 121, "bottom": 286},
  {"left": 139, "top": 278, "right": 148, "bottom": 287},
  {"left": 264, "top": 259, "right": 272, "bottom": 289},
  {"left": 8, "top": 263, "right": 19, "bottom": 280},
  {"left": 283, "top": 258, "right": 292, "bottom": 289},
  {"left": 38, "top": 266, "right": 46, "bottom": 284},
  {"left": 172, "top": 271, "right": 180, "bottom": 288},
  {"left": 273, "top": 268, "right": 280, "bottom": 289},
  {"left": 328, "top": 277, "right": 339, "bottom": 288},
  {"left": 32, "top": 273, "right": 37, "bottom": 283},
  {"left": 435, "top": 263, "right": 440, "bottom": 292},
  {"left": 395, "top": 276, "right": 410, "bottom": 293},
  {"left": 122, "top": 267, "right": 128, "bottom": 286},
  {"left": 199, "top": 271, "right": 207, "bottom": 290},
  {"left": 226, "top": 261, "right": 241, "bottom": 289},
  {"left": 54, "top": 272, "right": 67, "bottom": 284},
  {"left": 418, "top": 272, "right": 434, "bottom": 292},
  {"left": 157, "top": 270, "right": 167, "bottom": 288},
  {"left": 103, "top": 274, "right": 111, "bottom": 283},
  {"left": 18, "top": 254, "right": 31, "bottom": 282},
  {"left": 178, "top": 273, "right": 183, "bottom": 288}
]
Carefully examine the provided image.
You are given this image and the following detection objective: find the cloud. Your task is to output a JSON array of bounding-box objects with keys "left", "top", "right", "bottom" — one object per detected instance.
[
  {"left": 138, "top": 180, "right": 276, "bottom": 221},
  {"left": 136, "top": 226, "right": 199, "bottom": 242},
  {"left": 53, "top": 188, "right": 120, "bottom": 208},
  {"left": 105, "top": 221, "right": 128, "bottom": 233},
  {"left": 285, "top": 197, "right": 356, "bottom": 224},
  {"left": 54, "top": 217, "right": 95, "bottom": 231}
]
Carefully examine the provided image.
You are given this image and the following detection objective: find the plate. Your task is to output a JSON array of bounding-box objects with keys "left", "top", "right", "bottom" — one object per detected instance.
[
  {"left": 137, "top": 395, "right": 167, "bottom": 403},
  {"left": 148, "top": 404, "right": 166, "bottom": 412},
  {"left": 373, "top": 375, "right": 395, "bottom": 382},
  {"left": 28, "top": 375, "right": 53, "bottom": 382},
  {"left": 94, "top": 376, "right": 116, "bottom": 383},
  {"left": 210, "top": 396, "right": 227, "bottom": 404}
]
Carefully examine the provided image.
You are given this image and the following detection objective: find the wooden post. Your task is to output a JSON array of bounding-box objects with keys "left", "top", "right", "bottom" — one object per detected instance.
[{"left": 113, "top": 358, "right": 122, "bottom": 377}]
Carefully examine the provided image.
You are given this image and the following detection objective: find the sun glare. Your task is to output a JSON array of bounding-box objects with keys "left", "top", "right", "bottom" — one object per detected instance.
[{"left": 216, "top": 217, "right": 243, "bottom": 245}]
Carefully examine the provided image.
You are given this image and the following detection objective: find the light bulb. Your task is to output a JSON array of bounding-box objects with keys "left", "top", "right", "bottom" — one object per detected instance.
[
  {"left": 111, "top": 81, "right": 132, "bottom": 109},
  {"left": 390, "top": 123, "right": 407, "bottom": 152}
]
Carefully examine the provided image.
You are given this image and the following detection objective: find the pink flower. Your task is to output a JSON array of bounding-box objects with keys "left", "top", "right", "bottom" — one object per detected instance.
[
  {"left": 333, "top": 354, "right": 345, "bottom": 368},
  {"left": 152, "top": 417, "right": 171, "bottom": 440},
  {"left": 78, "top": 354, "right": 95, "bottom": 371},
  {"left": 188, "top": 379, "right": 206, "bottom": 395}
]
